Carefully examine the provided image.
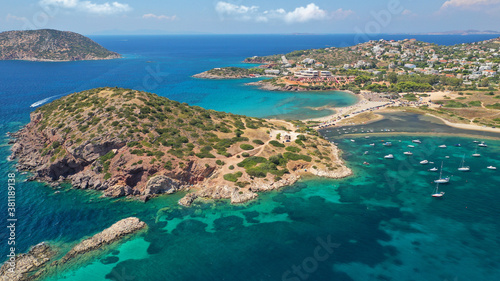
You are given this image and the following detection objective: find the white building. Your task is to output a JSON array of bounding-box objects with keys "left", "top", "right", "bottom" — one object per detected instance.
[
  {"left": 295, "top": 69, "right": 319, "bottom": 78},
  {"left": 302, "top": 58, "right": 316, "bottom": 65},
  {"left": 265, "top": 69, "right": 280, "bottom": 75}
]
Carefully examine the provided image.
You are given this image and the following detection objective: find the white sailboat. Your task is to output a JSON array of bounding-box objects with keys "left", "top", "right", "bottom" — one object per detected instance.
[
  {"left": 429, "top": 167, "right": 438, "bottom": 172},
  {"left": 457, "top": 154, "right": 470, "bottom": 172},
  {"left": 404, "top": 151, "right": 413, "bottom": 156},
  {"left": 472, "top": 146, "right": 481, "bottom": 157},
  {"left": 412, "top": 140, "right": 422, "bottom": 144},
  {"left": 434, "top": 162, "right": 450, "bottom": 184},
  {"left": 487, "top": 166, "right": 497, "bottom": 170},
  {"left": 439, "top": 145, "right": 447, "bottom": 148},
  {"left": 478, "top": 142, "right": 487, "bottom": 147},
  {"left": 420, "top": 160, "right": 429, "bottom": 165},
  {"left": 432, "top": 183, "right": 445, "bottom": 198},
  {"left": 384, "top": 154, "right": 394, "bottom": 159}
]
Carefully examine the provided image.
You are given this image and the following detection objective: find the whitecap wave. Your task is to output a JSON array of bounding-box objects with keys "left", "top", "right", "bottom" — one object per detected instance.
[{"left": 30, "top": 95, "right": 60, "bottom": 108}]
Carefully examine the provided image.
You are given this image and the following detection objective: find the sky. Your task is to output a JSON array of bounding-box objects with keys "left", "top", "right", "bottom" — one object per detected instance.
[{"left": 0, "top": 0, "right": 499, "bottom": 35}]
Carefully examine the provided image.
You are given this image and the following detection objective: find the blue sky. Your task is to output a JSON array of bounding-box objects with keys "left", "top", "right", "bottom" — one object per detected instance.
[{"left": 1, "top": 0, "right": 499, "bottom": 34}]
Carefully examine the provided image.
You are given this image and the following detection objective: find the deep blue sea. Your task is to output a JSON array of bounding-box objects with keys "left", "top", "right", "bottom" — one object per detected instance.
[{"left": 1, "top": 34, "right": 500, "bottom": 281}]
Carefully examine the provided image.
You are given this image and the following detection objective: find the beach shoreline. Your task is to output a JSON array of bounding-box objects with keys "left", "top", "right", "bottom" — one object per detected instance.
[{"left": 308, "top": 90, "right": 500, "bottom": 134}]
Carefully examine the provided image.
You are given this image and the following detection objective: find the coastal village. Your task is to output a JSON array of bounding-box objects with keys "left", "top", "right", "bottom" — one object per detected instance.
[
  {"left": 196, "top": 37, "right": 500, "bottom": 131},
  {"left": 244, "top": 37, "right": 500, "bottom": 92}
]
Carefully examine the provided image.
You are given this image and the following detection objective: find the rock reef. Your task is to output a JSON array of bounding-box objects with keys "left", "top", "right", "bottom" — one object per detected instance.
[
  {"left": 60, "top": 217, "right": 146, "bottom": 263},
  {"left": 0, "top": 243, "right": 56, "bottom": 281},
  {"left": 0, "top": 217, "right": 146, "bottom": 281}
]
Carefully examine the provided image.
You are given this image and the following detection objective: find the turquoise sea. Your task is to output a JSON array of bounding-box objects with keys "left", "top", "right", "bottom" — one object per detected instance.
[{"left": 1, "top": 34, "right": 500, "bottom": 281}]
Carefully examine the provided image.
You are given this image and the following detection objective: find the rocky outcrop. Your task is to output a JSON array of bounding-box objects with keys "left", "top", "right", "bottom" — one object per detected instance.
[
  {"left": 179, "top": 185, "right": 258, "bottom": 206},
  {"left": 0, "top": 218, "right": 146, "bottom": 281},
  {"left": 0, "top": 243, "right": 56, "bottom": 281},
  {"left": 246, "top": 81, "right": 311, "bottom": 92},
  {"left": 143, "top": 175, "right": 181, "bottom": 196},
  {"left": 0, "top": 29, "right": 121, "bottom": 61},
  {"left": 193, "top": 71, "right": 253, "bottom": 79},
  {"left": 249, "top": 174, "right": 301, "bottom": 192},
  {"left": 9, "top": 103, "right": 216, "bottom": 200},
  {"left": 309, "top": 167, "right": 353, "bottom": 179},
  {"left": 61, "top": 217, "right": 146, "bottom": 263}
]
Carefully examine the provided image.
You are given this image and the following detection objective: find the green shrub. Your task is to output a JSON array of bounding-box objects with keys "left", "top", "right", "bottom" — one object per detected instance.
[
  {"left": 223, "top": 172, "right": 243, "bottom": 182},
  {"left": 283, "top": 152, "right": 312, "bottom": 162},
  {"left": 240, "top": 144, "right": 254, "bottom": 150},
  {"left": 269, "top": 140, "right": 285, "bottom": 148},
  {"left": 468, "top": 101, "right": 482, "bottom": 107},
  {"left": 252, "top": 139, "right": 264, "bottom": 145},
  {"left": 285, "top": 146, "right": 301, "bottom": 153}
]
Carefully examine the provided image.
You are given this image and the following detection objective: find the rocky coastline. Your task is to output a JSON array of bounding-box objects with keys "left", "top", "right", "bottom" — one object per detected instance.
[
  {"left": 246, "top": 81, "right": 311, "bottom": 92},
  {"left": 0, "top": 217, "right": 146, "bottom": 281},
  {"left": 192, "top": 71, "right": 255, "bottom": 79},
  {"left": 9, "top": 88, "right": 353, "bottom": 207}
]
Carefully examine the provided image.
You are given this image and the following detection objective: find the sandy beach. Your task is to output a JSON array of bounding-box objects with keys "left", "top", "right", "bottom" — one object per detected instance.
[
  {"left": 308, "top": 90, "right": 500, "bottom": 134},
  {"left": 426, "top": 114, "right": 500, "bottom": 133},
  {"left": 308, "top": 91, "right": 395, "bottom": 125}
]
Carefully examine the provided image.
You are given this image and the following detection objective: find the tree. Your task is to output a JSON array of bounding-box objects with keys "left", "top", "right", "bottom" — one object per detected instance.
[{"left": 388, "top": 72, "right": 398, "bottom": 84}]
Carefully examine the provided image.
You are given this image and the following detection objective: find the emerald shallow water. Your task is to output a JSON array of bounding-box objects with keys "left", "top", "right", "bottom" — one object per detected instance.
[{"left": 27, "top": 135, "right": 499, "bottom": 281}]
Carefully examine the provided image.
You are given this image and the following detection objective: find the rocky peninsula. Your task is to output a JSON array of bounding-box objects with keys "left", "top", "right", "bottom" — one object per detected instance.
[
  {"left": 193, "top": 66, "right": 264, "bottom": 79},
  {"left": 9, "top": 87, "right": 352, "bottom": 206},
  {"left": 0, "top": 29, "right": 121, "bottom": 61},
  {"left": 0, "top": 217, "right": 146, "bottom": 281}
]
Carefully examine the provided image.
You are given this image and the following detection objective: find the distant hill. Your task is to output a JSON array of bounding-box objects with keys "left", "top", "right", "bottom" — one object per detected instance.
[
  {"left": 418, "top": 30, "right": 500, "bottom": 36},
  {"left": 0, "top": 29, "right": 121, "bottom": 61}
]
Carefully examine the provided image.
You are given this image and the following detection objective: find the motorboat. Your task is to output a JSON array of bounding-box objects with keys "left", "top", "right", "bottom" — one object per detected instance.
[
  {"left": 420, "top": 160, "right": 429, "bottom": 165},
  {"left": 384, "top": 154, "right": 394, "bottom": 159}
]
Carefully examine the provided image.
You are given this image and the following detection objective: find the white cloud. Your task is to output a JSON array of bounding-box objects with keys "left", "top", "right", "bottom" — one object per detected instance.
[
  {"left": 215, "top": 2, "right": 351, "bottom": 23},
  {"left": 401, "top": 9, "right": 415, "bottom": 16},
  {"left": 143, "top": 13, "right": 177, "bottom": 21},
  {"left": 283, "top": 3, "right": 328, "bottom": 23},
  {"left": 40, "top": 0, "right": 132, "bottom": 15},
  {"left": 6, "top": 14, "right": 28, "bottom": 22},
  {"left": 441, "top": 0, "right": 500, "bottom": 9},
  {"left": 331, "top": 8, "right": 355, "bottom": 20},
  {"left": 215, "top": 2, "right": 258, "bottom": 17}
]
